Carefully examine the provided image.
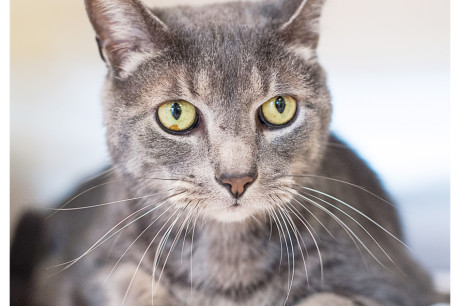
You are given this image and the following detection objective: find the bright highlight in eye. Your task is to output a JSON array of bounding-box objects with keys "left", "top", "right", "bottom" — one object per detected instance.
[
  {"left": 157, "top": 100, "right": 197, "bottom": 132},
  {"left": 260, "top": 96, "right": 297, "bottom": 126}
]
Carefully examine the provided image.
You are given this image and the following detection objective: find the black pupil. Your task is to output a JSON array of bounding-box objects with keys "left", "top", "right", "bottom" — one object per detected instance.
[
  {"left": 275, "top": 97, "right": 286, "bottom": 114},
  {"left": 171, "top": 102, "right": 181, "bottom": 120}
]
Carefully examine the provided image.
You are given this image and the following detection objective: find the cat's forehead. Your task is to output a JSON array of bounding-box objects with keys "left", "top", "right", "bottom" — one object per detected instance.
[
  {"left": 144, "top": 48, "right": 308, "bottom": 111},
  {"left": 115, "top": 1, "right": 319, "bottom": 111},
  {"left": 126, "top": 40, "right": 309, "bottom": 113},
  {"left": 156, "top": 5, "right": 280, "bottom": 65},
  {"left": 146, "top": 59, "right": 275, "bottom": 113},
  {"left": 152, "top": 2, "right": 278, "bottom": 30}
]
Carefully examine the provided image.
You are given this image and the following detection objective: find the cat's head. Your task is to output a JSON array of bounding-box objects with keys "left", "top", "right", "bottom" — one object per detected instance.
[{"left": 86, "top": 0, "right": 331, "bottom": 222}]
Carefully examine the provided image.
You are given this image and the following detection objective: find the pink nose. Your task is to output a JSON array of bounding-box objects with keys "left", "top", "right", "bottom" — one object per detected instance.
[{"left": 217, "top": 175, "right": 255, "bottom": 198}]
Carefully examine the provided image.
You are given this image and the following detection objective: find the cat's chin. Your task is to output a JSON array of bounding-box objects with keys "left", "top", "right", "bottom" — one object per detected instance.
[{"left": 206, "top": 205, "right": 258, "bottom": 223}]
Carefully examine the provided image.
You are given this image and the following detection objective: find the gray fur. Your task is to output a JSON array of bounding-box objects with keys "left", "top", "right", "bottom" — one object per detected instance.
[{"left": 31, "top": 0, "right": 434, "bottom": 305}]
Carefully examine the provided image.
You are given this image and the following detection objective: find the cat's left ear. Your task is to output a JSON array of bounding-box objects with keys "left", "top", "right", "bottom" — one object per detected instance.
[
  {"left": 85, "top": 0, "right": 169, "bottom": 78},
  {"left": 278, "top": 0, "right": 326, "bottom": 50}
]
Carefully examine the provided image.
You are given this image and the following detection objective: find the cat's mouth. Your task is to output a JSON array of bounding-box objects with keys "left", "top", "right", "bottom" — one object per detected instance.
[
  {"left": 204, "top": 199, "right": 261, "bottom": 223},
  {"left": 227, "top": 202, "right": 244, "bottom": 213},
  {"left": 230, "top": 201, "right": 240, "bottom": 207}
]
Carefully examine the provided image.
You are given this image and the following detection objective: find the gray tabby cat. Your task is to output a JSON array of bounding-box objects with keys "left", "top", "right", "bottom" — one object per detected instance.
[{"left": 28, "top": 0, "right": 436, "bottom": 305}]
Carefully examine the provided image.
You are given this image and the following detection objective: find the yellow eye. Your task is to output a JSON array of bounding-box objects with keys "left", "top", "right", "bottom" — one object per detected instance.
[
  {"left": 157, "top": 100, "right": 197, "bottom": 132},
  {"left": 260, "top": 96, "right": 297, "bottom": 126}
]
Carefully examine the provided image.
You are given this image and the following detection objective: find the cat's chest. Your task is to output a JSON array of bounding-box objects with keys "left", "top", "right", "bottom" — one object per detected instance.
[
  {"left": 98, "top": 215, "right": 322, "bottom": 305},
  {"left": 191, "top": 232, "right": 277, "bottom": 286},
  {"left": 152, "top": 227, "right": 295, "bottom": 305}
]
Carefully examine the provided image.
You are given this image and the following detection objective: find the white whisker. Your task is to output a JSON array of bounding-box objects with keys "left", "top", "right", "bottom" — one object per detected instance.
[
  {"left": 288, "top": 174, "right": 395, "bottom": 207},
  {"left": 274, "top": 205, "right": 296, "bottom": 304},
  {"left": 181, "top": 200, "right": 201, "bottom": 266},
  {"left": 45, "top": 178, "right": 125, "bottom": 218},
  {"left": 277, "top": 188, "right": 335, "bottom": 240},
  {"left": 150, "top": 210, "right": 184, "bottom": 305},
  {"left": 190, "top": 212, "right": 199, "bottom": 302},
  {"left": 268, "top": 207, "right": 284, "bottom": 270},
  {"left": 289, "top": 196, "right": 366, "bottom": 265},
  {"left": 300, "top": 191, "right": 402, "bottom": 273},
  {"left": 268, "top": 211, "right": 273, "bottom": 242},
  {"left": 294, "top": 191, "right": 386, "bottom": 269},
  {"left": 48, "top": 192, "right": 184, "bottom": 271},
  {"left": 47, "top": 189, "right": 172, "bottom": 211},
  {"left": 45, "top": 175, "right": 180, "bottom": 219},
  {"left": 278, "top": 200, "right": 324, "bottom": 286},
  {"left": 283, "top": 204, "right": 311, "bottom": 290},
  {"left": 271, "top": 207, "right": 291, "bottom": 302},
  {"left": 103, "top": 203, "right": 176, "bottom": 285},
  {"left": 299, "top": 186, "right": 407, "bottom": 249},
  {"left": 152, "top": 207, "right": 194, "bottom": 303},
  {"left": 121, "top": 208, "right": 183, "bottom": 306},
  {"left": 298, "top": 193, "right": 368, "bottom": 266}
]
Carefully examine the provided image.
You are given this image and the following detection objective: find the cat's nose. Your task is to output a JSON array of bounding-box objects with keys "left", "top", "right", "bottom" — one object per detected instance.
[{"left": 216, "top": 173, "right": 256, "bottom": 198}]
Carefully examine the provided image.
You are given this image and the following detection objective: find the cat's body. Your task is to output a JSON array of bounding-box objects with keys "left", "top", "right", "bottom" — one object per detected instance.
[
  {"left": 31, "top": 135, "right": 433, "bottom": 306},
  {"left": 14, "top": 0, "right": 436, "bottom": 305}
]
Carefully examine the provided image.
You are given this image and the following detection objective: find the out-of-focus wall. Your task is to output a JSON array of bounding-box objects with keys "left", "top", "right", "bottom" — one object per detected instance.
[{"left": 11, "top": 0, "right": 449, "bottom": 288}]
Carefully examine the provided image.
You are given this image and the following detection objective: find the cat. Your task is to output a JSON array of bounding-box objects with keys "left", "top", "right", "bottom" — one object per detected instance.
[{"left": 11, "top": 0, "right": 439, "bottom": 305}]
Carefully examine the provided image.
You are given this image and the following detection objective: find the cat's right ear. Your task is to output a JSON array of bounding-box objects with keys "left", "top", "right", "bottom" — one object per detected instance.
[{"left": 85, "top": 0, "right": 168, "bottom": 78}]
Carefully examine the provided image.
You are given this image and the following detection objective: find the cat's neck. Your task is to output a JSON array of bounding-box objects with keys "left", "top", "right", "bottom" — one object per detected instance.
[{"left": 185, "top": 216, "right": 280, "bottom": 292}]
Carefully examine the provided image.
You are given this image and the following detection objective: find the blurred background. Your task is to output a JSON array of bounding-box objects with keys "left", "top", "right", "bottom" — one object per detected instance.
[{"left": 11, "top": 0, "right": 449, "bottom": 294}]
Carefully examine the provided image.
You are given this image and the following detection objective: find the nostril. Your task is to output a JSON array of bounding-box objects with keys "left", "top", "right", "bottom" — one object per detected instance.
[
  {"left": 216, "top": 174, "right": 256, "bottom": 198},
  {"left": 219, "top": 181, "right": 233, "bottom": 192}
]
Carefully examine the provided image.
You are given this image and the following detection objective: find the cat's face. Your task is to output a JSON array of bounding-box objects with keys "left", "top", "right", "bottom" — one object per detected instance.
[{"left": 87, "top": 0, "right": 330, "bottom": 222}]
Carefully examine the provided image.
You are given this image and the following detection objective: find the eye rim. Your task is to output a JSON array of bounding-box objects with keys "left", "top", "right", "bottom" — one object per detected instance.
[
  {"left": 258, "top": 95, "right": 298, "bottom": 128},
  {"left": 155, "top": 100, "right": 199, "bottom": 135}
]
